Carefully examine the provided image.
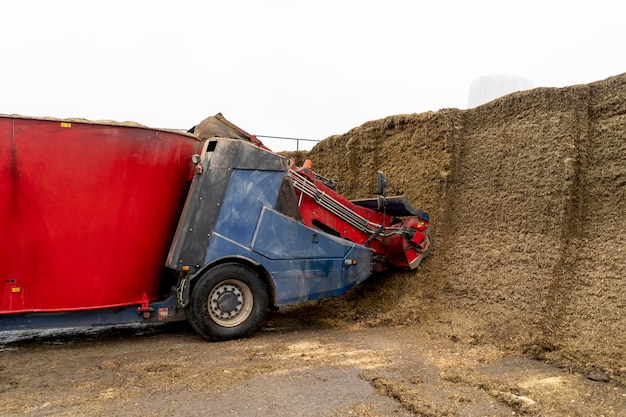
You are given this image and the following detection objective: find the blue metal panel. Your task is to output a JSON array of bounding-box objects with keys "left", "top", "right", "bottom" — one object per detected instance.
[
  {"left": 251, "top": 207, "right": 351, "bottom": 259},
  {"left": 269, "top": 245, "right": 372, "bottom": 304},
  {"left": 214, "top": 170, "right": 283, "bottom": 248}
]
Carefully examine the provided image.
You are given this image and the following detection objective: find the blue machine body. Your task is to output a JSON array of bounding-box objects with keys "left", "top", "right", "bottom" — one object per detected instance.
[{"left": 167, "top": 138, "right": 373, "bottom": 306}]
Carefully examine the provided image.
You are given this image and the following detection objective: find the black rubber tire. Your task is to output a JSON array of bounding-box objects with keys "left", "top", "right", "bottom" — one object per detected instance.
[{"left": 188, "top": 263, "right": 269, "bottom": 341}]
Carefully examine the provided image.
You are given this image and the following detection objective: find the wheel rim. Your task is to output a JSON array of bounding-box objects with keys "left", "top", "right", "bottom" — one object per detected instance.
[{"left": 207, "top": 279, "right": 253, "bottom": 327}]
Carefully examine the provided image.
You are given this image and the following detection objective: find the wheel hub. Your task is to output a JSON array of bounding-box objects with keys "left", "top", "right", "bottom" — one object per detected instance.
[
  {"left": 210, "top": 283, "right": 243, "bottom": 319},
  {"left": 216, "top": 290, "right": 240, "bottom": 313}
]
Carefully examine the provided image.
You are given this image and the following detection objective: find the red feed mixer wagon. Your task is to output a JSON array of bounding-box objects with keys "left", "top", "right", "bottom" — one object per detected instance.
[{"left": 0, "top": 113, "right": 431, "bottom": 341}]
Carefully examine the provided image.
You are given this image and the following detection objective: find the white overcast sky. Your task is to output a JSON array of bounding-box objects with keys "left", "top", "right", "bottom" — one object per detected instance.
[{"left": 2, "top": 1, "right": 624, "bottom": 150}]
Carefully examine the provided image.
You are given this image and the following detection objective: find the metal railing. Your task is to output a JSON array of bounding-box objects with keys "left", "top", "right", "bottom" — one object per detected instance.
[{"left": 256, "top": 135, "right": 320, "bottom": 151}]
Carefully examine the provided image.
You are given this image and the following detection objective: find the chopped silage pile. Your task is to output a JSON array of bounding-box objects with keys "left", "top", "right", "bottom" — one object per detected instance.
[{"left": 285, "top": 73, "right": 626, "bottom": 384}]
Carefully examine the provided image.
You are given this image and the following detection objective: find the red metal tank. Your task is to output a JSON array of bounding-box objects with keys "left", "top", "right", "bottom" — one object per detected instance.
[{"left": 0, "top": 116, "right": 201, "bottom": 313}]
